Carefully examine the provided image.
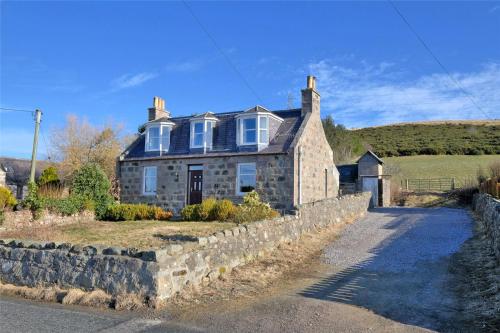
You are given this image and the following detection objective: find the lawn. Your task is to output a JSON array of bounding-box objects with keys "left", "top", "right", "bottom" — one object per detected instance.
[
  {"left": 0, "top": 220, "right": 236, "bottom": 249},
  {"left": 384, "top": 154, "right": 500, "bottom": 187}
]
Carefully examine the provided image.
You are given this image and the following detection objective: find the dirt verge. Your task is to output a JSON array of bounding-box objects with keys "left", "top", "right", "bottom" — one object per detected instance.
[{"left": 450, "top": 213, "right": 500, "bottom": 332}]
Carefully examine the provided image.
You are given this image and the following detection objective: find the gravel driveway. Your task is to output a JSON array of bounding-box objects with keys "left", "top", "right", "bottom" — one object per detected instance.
[{"left": 301, "top": 207, "right": 473, "bottom": 332}]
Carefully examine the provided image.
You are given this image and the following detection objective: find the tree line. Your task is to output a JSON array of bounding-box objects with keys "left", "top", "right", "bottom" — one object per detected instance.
[{"left": 322, "top": 117, "right": 500, "bottom": 163}]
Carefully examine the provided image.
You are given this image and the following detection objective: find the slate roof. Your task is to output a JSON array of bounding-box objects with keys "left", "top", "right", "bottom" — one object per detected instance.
[
  {"left": 123, "top": 108, "right": 303, "bottom": 159},
  {"left": 357, "top": 150, "right": 384, "bottom": 164}
]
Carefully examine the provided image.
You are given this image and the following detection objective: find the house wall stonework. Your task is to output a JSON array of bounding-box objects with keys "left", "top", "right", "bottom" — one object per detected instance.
[
  {"left": 120, "top": 153, "right": 294, "bottom": 213},
  {"left": 292, "top": 88, "right": 339, "bottom": 205}
]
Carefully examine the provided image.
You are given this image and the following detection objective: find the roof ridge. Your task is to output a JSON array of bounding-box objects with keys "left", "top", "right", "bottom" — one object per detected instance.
[{"left": 164, "top": 108, "right": 302, "bottom": 121}]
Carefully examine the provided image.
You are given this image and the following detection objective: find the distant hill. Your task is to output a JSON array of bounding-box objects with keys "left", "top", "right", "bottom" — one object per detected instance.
[{"left": 351, "top": 120, "right": 500, "bottom": 157}]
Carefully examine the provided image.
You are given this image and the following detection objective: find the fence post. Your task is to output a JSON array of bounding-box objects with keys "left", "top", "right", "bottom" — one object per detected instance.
[
  {"left": 451, "top": 178, "right": 455, "bottom": 190},
  {"left": 405, "top": 179, "right": 409, "bottom": 190}
]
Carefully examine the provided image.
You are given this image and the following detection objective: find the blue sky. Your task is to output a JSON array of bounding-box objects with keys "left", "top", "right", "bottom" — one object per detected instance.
[{"left": 1, "top": 1, "right": 499, "bottom": 159}]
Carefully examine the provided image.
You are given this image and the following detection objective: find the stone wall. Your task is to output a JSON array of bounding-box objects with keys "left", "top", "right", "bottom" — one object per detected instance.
[
  {"left": 2, "top": 210, "right": 94, "bottom": 229},
  {"left": 0, "top": 193, "right": 371, "bottom": 306},
  {"left": 120, "top": 154, "right": 295, "bottom": 213},
  {"left": 472, "top": 193, "right": 500, "bottom": 261}
]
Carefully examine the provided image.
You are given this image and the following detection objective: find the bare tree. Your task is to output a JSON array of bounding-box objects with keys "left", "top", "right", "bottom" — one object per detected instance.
[{"left": 50, "top": 115, "right": 125, "bottom": 182}]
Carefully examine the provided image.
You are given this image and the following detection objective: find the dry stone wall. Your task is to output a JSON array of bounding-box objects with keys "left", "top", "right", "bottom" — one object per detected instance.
[
  {"left": 473, "top": 193, "right": 500, "bottom": 261},
  {"left": 2, "top": 210, "right": 94, "bottom": 229},
  {"left": 0, "top": 193, "right": 371, "bottom": 305}
]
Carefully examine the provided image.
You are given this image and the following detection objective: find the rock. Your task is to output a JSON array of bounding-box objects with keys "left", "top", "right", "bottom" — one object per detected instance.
[
  {"left": 102, "top": 247, "right": 121, "bottom": 256},
  {"left": 82, "top": 246, "right": 97, "bottom": 256}
]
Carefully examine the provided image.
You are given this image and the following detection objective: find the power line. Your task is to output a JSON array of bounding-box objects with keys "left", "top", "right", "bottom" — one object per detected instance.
[
  {"left": 40, "top": 126, "right": 52, "bottom": 161},
  {"left": 182, "top": 0, "right": 264, "bottom": 104},
  {"left": 387, "top": 0, "right": 492, "bottom": 120},
  {"left": 0, "top": 107, "right": 35, "bottom": 114}
]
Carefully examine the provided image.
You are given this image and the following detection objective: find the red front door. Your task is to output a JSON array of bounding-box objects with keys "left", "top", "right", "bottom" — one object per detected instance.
[{"left": 188, "top": 170, "right": 203, "bottom": 205}]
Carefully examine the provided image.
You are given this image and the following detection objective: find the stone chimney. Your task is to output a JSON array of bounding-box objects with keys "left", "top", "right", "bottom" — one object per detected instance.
[
  {"left": 301, "top": 75, "right": 320, "bottom": 117},
  {"left": 148, "top": 96, "right": 170, "bottom": 121}
]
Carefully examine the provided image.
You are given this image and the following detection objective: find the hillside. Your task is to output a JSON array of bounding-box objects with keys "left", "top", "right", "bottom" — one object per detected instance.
[
  {"left": 384, "top": 155, "right": 500, "bottom": 187},
  {"left": 351, "top": 121, "right": 500, "bottom": 157}
]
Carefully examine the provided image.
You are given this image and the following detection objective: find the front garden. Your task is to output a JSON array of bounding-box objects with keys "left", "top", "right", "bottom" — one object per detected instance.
[{"left": 0, "top": 163, "right": 280, "bottom": 249}]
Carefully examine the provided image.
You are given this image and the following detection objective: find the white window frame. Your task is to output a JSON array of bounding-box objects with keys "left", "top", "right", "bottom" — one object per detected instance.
[
  {"left": 145, "top": 125, "right": 160, "bottom": 151},
  {"left": 236, "top": 162, "right": 257, "bottom": 196},
  {"left": 258, "top": 116, "right": 268, "bottom": 144},
  {"left": 235, "top": 112, "right": 282, "bottom": 148},
  {"left": 143, "top": 166, "right": 157, "bottom": 195},
  {"left": 190, "top": 120, "right": 216, "bottom": 150},
  {"left": 242, "top": 118, "right": 257, "bottom": 145},
  {"left": 145, "top": 123, "right": 172, "bottom": 152}
]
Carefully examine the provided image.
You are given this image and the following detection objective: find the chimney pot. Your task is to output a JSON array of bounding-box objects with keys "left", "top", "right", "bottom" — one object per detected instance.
[
  {"left": 306, "top": 75, "right": 316, "bottom": 90},
  {"left": 148, "top": 96, "right": 170, "bottom": 121}
]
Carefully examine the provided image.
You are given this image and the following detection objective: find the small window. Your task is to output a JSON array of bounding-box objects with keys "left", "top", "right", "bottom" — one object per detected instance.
[
  {"left": 237, "top": 163, "right": 256, "bottom": 195},
  {"left": 143, "top": 166, "right": 157, "bottom": 195},
  {"left": 145, "top": 124, "right": 171, "bottom": 152},
  {"left": 193, "top": 122, "right": 204, "bottom": 147},
  {"left": 259, "top": 116, "right": 268, "bottom": 144},
  {"left": 147, "top": 126, "right": 160, "bottom": 151},
  {"left": 243, "top": 118, "right": 257, "bottom": 144},
  {"left": 161, "top": 125, "right": 170, "bottom": 152}
]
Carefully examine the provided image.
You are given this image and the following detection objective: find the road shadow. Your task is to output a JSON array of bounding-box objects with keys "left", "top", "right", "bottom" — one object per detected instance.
[{"left": 298, "top": 207, "right": 472, "bottom": 332}]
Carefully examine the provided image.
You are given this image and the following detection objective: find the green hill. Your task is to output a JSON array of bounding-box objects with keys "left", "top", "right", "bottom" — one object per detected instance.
[{"left": 351, "top": 121, "right": 500, "bottom": 157}]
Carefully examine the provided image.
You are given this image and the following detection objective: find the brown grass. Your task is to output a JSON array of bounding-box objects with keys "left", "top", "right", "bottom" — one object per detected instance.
[
  {"left": 0, "top": 282, "right": 65, "bottom": 303},
  {"left": 395, "top": 191, "right": 460, "bottom": 208},
  {"left": 62, "top": 289, "right": 112, "bottom": 307},
  {"left": 0, "top": 282, "right": 147, "bottom": 310},
  {"left": 0, "top": 220, "right": 235, "bottom": 249}
]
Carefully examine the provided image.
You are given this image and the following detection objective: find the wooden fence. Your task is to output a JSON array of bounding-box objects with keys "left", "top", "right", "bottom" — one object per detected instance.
[
  {"left": 479, "top": 177, "right": 500, "bottom": 198},
  {"left": 403, "top": 178, "right": 456, "bottom": 192}
]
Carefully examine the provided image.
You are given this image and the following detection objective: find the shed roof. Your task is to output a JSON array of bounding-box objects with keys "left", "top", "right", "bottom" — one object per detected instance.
[{"left": 357, "top": 150, "right": 384, "bottom": 164}]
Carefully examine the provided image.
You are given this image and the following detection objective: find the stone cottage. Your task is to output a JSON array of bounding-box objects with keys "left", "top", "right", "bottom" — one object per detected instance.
[{"left": 118, "top": 76, "right": 339, "bottom": 213}]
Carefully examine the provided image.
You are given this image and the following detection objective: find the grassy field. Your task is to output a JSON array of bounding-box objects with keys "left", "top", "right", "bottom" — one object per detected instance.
[
  {"left": 0, "top": 220, "right": 236, "bottom": 249},
  {"left": 384, "top": 155, "right": 500, "bottom": 187}
]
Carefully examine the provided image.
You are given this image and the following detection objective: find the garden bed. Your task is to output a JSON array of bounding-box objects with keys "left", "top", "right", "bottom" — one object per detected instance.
[{"left": 0, "top": 220, "right": 236, "bottom": 249}]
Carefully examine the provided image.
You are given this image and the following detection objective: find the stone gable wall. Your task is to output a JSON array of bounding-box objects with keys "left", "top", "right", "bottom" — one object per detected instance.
[
  {"left": 120, "top": 154, "right": 295, "bottom": 213},
  {"left": 473, "top": 193, "right": 500, "bottom": 261},
  {"left": 293, "top": 112, "right": 339, "bottom": 206},
  {"left": 0, "top": 193, "right": 371, "bottom": 306}
]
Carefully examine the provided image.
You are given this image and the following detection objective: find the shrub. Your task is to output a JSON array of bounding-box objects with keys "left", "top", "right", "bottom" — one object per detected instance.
[
  {"left": 0, "top": 186, "right": 17, "bottom": 210},
  {"left": 232, "top": 191, "right": 280, "bottom": 224},
  {"left": 213, "top": 199, "right": 236, "bottom": 221},
  {"left": 71, "top": 163, "right": 113, "bottom": 218},
  {"left": 100, "top": 203, "right": 172, "bottom": 221},
  {"left": 71, "top": 163, "right": 111, "bottom": 202},
  {"left": 41, "top": 195, "right": 89, "bottom": 216},
  {"left": 38, "top": 166, "right": 60, "bottom": 187},
  {"left": 180, "top": 204, "right": 199, "bottom": 221},
  {"left": 23, "top": 182, "right": 44, "bottom": 219},
  {"left": 196, "top": 197, "right": 217, "bottom": 221}
]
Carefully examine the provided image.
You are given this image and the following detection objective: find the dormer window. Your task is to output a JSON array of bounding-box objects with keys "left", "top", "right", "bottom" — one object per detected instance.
[
  {"left": 189, "top": 112, "right": 218, "bottom": 151},
  {"left": 236, "top": 106, "right": 283, "bottom": 149},
  {"left": 145, "top": 122, "right": 173, "bottom": 152}
]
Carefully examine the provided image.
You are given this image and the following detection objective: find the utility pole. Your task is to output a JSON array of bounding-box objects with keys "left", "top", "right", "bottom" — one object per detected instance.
[{"left": 29, "top": 109, "right": 42, "bottom": 183}]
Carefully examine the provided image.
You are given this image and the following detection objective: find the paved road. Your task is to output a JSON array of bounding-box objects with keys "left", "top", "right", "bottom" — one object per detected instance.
[{"left": 0, "top": 207, "right": 472, "bottom": 333}]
